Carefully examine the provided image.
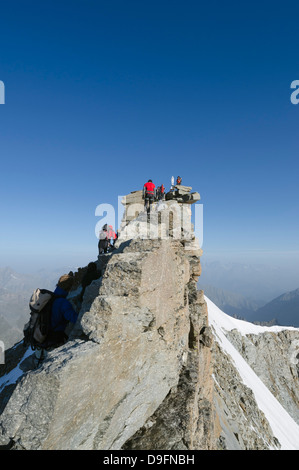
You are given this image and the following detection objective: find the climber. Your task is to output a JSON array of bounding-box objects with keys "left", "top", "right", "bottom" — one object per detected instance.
[
  {"left": 143, "top": 179, "right": 156, "bottom": 214},
  {"left": 107, "top": 224, "right": 118, "bottom": 249},
  {"left": 79, "top": 262, "right": 101, "bottom": 302},
  {"left": 98, "top": 225, "right": 109, "bottom": 254},
  {"left": 176, "top": 176, "right": 182, "bottom": 185},
  {"left": 49, "top": 274, "right": 78, "bottom": 342},
  {"left": 33, "top": 273, "right": 78, "bottom": 366},
  {"left": 157, "top": 184, "right": 165, "bottom": 201}
]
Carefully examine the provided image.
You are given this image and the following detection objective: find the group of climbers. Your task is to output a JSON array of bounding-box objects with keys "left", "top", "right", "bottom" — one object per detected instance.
[
  {"left": 98, "top": 224, "right": 118, "bottom": 254},
  {"left": 143, "top": 176, "right": 182, "bottom": 214},
  {"left": 96, "top": 176, "right": 182, "bottom": 249}
]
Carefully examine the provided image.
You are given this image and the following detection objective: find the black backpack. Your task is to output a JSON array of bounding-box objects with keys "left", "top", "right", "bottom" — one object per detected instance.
[{"left": 23, "top": 289, "right": 57, "bottom": 349}]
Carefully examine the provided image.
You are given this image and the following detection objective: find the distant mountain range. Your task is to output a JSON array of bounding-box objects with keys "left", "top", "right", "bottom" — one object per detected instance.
[
  {"left": 201, "top": 284, "right": 299, "bottom": 327},
  {"left": 198, "top": 259, "right": 299, "bottom": 327},
  {"left": 247, "top": 288, "right": 299, "bottom": 327},
  {"left": 200, "top": 284, "right": 263, "bottom": 318},
  {"left": 199, "top": 259, "right": 299, "bottom": 303}
]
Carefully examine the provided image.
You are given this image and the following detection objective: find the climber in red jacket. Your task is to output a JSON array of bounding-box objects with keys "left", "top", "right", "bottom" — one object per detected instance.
[
  {"left": 157, "top": 184, "right": 165, "bottom": 201},
  {"left": 143, "top": 179, "right": 156, "bottom": 214},
  {"left": 108, "top": 225, "right": 117, "bottom": 247}
]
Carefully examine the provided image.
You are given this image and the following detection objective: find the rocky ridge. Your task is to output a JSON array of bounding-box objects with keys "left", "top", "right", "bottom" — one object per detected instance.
[{"left": 0, "top": 188, "right": 298, "bottom": 450}]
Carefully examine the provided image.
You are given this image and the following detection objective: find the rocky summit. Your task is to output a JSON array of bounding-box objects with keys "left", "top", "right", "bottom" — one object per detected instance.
[{"left": 0, "top": 190, "right": 299, "bottom": 450}]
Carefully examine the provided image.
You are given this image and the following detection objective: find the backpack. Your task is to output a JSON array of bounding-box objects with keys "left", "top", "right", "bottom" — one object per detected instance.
[{"left": 23, "top": 289, "right": 57, "bottom": 349}]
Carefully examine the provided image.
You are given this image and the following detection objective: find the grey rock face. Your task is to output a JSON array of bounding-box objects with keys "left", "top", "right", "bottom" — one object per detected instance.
[
  {"left": 122, "top": 289, "right": 215, "bottom": 450},
  {"left": 1, "top": 195, "right": 298, "bottom": 450},
  {"left": 212, "top": 341, "right": 280, "bottom": 450},
  {"left": 226, "top": 329, "right": 299, "bottom": 425},
  {"left": 0, "top": 200, "right": 210, "bottom": 450}
]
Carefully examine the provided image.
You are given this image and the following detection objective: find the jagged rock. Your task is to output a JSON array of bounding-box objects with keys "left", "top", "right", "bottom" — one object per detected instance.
[
  {"left": 185, "top": 192, "right": 201, "bottom": 204},
  {"left": 165, "top": 185, "right": 200, "bottom": 205},
  {"left": 226, "top": 329, "right": 299, "bottom": 425},
  {"left": 174, "top": 184, "right": 192, "bottom": 194},
  {"left": 0, "top": 221, "right": 208, "bottom": 449},
  {"left": 212, "top": 341, "right": 280, "bottom": 450},
  {"left": 120, "top": 191, "right": 144, "bottom": 223},
  {"left": 121, "top": 190, "right": 144, "bottom": 206},
  {"left": 1, "top": 191, "right": 299, "bottom": 450},
  {"left": 123, "top": 280, "right": 215, "bottom": 450}
]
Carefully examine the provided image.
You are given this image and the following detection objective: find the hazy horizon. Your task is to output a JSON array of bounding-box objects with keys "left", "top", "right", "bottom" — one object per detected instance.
[{"left": 1, "top": 248, "right": 299, "bottom": 304}]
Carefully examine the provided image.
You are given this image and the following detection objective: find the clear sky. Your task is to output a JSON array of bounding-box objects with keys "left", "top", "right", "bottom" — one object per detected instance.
[{"left": 0, "top": 0, "right": 299, "bottom": 274}]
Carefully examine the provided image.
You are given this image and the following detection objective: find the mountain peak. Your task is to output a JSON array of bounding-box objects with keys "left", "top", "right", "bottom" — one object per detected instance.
[{"left": 1, "top": 194, "right": 299, "bottom": 450}]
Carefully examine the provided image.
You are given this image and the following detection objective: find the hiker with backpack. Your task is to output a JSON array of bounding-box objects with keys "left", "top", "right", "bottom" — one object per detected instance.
[
  {"left": 98, "top": 226, "right": 108, "bottom": 254},
  {"left": 24, "top": 273, "right": 78, "bottom": 367}
]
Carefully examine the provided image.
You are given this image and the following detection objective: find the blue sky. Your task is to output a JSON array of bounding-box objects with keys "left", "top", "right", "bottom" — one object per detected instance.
[{"left": 0, "top": 0, "right": 299, "bottom": 275}]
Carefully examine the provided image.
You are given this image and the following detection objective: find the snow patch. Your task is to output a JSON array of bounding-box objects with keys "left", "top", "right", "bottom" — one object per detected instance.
[
  {"left": 206, "top": 296, "right": 299, "bottom": 450},
  {"left": 0, "top": 346, "right": 33, "bottom": 393}
]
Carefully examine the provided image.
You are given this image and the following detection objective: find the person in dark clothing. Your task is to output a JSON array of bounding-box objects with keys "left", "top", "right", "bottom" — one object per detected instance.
[
  {"left": 33, "top": 273, "right": 78, "bottom": 366},
  {"left": 98, "top": 225, "right": 109, "bottom": 254},
  {"left": 79, "top": 262, "right": 101, "bottom": 302},
  {"left": 157, "top": 184, "right": 165, "bottom": 201},
  {"left": 49, "top": 274, "right": 78, "bottom": 345}
]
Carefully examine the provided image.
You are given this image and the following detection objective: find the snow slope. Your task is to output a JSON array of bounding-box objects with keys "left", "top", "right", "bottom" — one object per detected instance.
[{"left": 206, "top": 296, "right": 299, "bottom": 450}]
